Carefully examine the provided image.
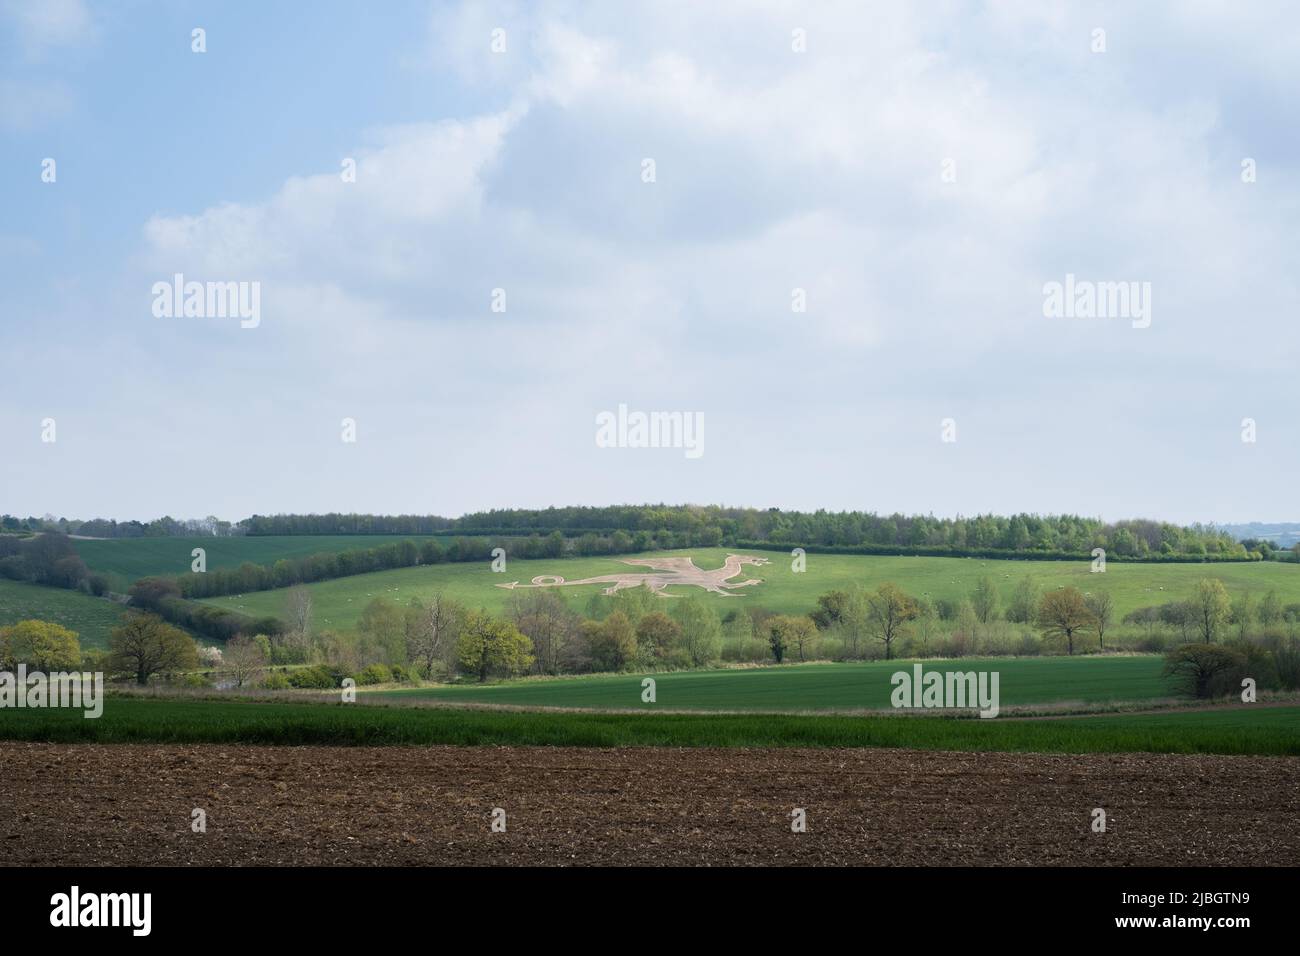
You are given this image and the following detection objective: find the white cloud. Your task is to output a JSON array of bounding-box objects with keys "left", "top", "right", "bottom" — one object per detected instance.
[
  {"left": 2, "top": 0, "right": 94, "bottom": 56},
  {"left": 64, "top": 0, "right": 1300, "bottom": 520}
]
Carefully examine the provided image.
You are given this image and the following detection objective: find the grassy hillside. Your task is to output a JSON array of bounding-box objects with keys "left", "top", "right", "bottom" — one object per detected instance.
[
  {"left": 0, "top": 695, "right": 1293, "bottom": 754},
  {"left": 197, "top": 547, "right": 1300, "bottom": 633},
  {"left": 371, "top": 656, "right": 1171, "bottom": 712},
  {"left": 0, "top": 578, "right": 126, "bottom": 650},
  {"left": 75, "top": 534, "right": 449, "bottom": 588}
]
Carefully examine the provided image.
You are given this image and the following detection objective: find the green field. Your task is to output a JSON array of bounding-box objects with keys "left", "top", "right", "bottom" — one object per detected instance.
[
  {"left": 0, "top": 695, "right": 1293, "bottom": 755},
  {"left": 371, "top": 656, "right": 1170, "bottom": 712},
  {"left": 198, "top": 547, "right": 1300, "bottom": 633},
  {"left": 0, "top": 578, "right": 127, "bottom": 650},
  {"left": 74, "top": 534, "right": 448, "bottom": 588}
]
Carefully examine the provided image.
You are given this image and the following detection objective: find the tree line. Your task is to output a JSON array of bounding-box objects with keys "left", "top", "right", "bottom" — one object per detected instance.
[
  {"left": 0, "top": 532, "right": 106, "bottom": 594},
  {"left": 7, "top": 507, "right": 1280, "bottom": 561},
  {"left": 173, "top": 534, "right": 568, "bottom": 599}
]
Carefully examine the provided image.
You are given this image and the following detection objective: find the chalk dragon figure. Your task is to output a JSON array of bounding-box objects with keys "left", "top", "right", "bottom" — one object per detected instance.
[{"left": 495, "top": 554, "right": 771, "bottom": 597}]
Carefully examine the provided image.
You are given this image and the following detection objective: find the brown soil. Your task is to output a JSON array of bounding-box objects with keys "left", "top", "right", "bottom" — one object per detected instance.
[{"left": 2, "top": 742, "right": 1297, "bottom": 866}]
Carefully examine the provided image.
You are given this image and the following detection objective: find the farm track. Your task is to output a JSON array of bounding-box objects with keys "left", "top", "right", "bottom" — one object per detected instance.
[{"left": 2, "top": 743, "right": 1298, "bottom": 866}]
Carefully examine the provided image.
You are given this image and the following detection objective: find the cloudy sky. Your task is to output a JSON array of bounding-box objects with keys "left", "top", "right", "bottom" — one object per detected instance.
[{"left": 2, "top": 0, "right": 1297, "bottom": 525}]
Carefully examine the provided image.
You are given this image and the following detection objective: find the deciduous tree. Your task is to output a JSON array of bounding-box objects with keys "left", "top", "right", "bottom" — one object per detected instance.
[
  {"left": 1192, "top": 578, "right": 1231, "bottom": 643},
  {"left": 1036, "top": 587, "right": 1094, "bottom": 656},
  {"left": 634, "top": 611, "right": 681, "bottom": 664},
  {"left": 457, "top": 611, "right": 533, "bottom": 682},
  {"left": 223, "top": 635, "right": 267, "bottom": 688},
  {"left": 767, "top": 615, "right": 817, "bottom": 663},
  {"left": 0, "top": 619, "right": 81, "bottom": 671},
  {"left": 1084, "top": 591, "right": 1114, "bottom": 650},
  {"left": 406, "top": 593, "right": 467, "bottom": 678},
  {"left": 107, "top": 613, "right": 198, "bottom": 685},
  {"left": 865, "top": 583, "right": 919, "bottom": 661},
  {"left": 970, "top": 575, "right": 1001, "bottom": 624}
]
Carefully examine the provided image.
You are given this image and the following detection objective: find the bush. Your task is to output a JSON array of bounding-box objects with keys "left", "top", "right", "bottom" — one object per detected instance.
[
  {"left": 1133, "top": 630, "right": 1172, "bottom": 654},
  {"left": 1270, "top": 637, "right": 1300, "bottom": 690},
  {"left": 355, "top": 663, "right": 393, "bottom": 686},
  {"left": 261, "top": 670, "right": 291, "bottom": 690},
  {"left": 180, "top": 673, "right": 211, "bottom": 689},
  {"left": 269, "top": 641, "right": 308, "bottom": 665},
  {"left": 287, "top": 665, "right": 338, "bottom": 689},
  {"left": 1226, "top": 640, "right": 1277, "bottom": 691},
  {"left": 1162, "top": 643, "right": 1245, "bottom": 698}
]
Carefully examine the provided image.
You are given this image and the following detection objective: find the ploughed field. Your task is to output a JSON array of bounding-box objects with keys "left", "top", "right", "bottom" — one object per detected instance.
[{"left": 3, "top": 741, "right": 1296, "bottom": 866}]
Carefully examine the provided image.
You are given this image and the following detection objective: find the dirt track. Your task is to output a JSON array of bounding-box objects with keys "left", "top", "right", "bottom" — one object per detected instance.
[{"left": 2, "top": 742, "right": 1297, "bottom": 866}]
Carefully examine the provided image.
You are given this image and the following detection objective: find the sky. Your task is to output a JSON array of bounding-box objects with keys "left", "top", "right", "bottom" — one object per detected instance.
[{"left": 1, "top": 0, "right": 1297, "bottom": 526}]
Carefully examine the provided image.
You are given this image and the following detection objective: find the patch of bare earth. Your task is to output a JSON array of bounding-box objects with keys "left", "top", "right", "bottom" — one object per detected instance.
[{"left": 2, "top": 742, "right": 1297, "bottom": 866}]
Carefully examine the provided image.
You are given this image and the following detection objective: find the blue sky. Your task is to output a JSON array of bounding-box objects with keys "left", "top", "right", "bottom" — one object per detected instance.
[{"left": 2, "top": 1, "right": 1297, "bottom": 525}]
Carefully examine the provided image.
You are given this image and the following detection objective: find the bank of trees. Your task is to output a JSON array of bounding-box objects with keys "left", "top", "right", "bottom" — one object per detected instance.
[
  {"left": 8, "top": 507, "right": 1266, "bottom": 562},
  {"left": 798, "top": 574, "right": 1300, "bottom": 662},
  {"left": 1162, "top": 640, "right": 1298, "bottom": 699},
  {"left": 173, "top": 535, "right": 574, "bottom": 601},
  {"left": 128, "top": 576, "right": 282, "bottom": 643},
  {"left": 0, "top": 532, "right": 105, "bottom": 595},
  {"left": 273, "top": 586, "right": 740, "bottom": 685},
  {"left": 1, "top": 613, "right": 206, "bottom": 687}
]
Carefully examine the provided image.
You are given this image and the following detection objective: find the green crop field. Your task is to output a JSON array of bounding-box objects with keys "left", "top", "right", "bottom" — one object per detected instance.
[
  {"left": 75, "top": 534, "right": 449, "bottom": 588},
  {"left": 197, "top": 547, "right": 1300, "bottom": 633},
  {"left": 0, "top": 578, "right": 128, "bottom": 650},
  {"left": 0, "top": 695, "right": 1294, "bottom": 755},
  {"left": 371, "top": 655, "right": 1171, "bottom": 712}
]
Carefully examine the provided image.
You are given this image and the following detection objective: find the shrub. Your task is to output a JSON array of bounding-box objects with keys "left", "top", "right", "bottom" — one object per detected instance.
[
  {"left": 1162, "top": 643, "right": 1245, "bottom": 699},
  {"left": 288, "top": 664, "right": 338, "bottom": 689},
  {"left": 1226, "top": 640, "right": 1277, "bottom": 691},
  {"left": 269, "top": 641, "right": 308, "bottom": 665},
  {"left": 1133, "top": 631, "right": 1172, "bottom": 654},
  {"left": 355, "top": 663, "right": 393, "bottom": 686},
  {"left": 1270, "top": 637, "right": 1300, "bottom": 690},
  {"left": 1016, "top": 631, "right": 1040, "bottom": 656},
  {"left": 261, "top": 670, "right": 291, "bottom": 690}
]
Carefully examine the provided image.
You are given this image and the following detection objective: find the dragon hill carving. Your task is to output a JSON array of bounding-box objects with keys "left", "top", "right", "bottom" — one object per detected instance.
[{"left": 495, "top": 554, "right": 771, "bottom": 597}]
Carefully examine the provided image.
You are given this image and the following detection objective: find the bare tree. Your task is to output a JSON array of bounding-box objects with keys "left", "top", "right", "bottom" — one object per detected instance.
[
  {"left": 285, "top": 585, "right": 313, "bottom": 637},
  {"left": 1192, "top": 578, "right": 1231, "bottom": 643},
  {"left": 970, "top": 575, "right": 1001, "bottom": 624},
  {"left": 1084, "top": 591, "right": 1114, "bottom": 650},
  {"left": 508, "top": 590, "right": 577, "bottom": 675},
  {"left": 224, "top": 635, "right": 267, "bottom": 688},
  {"left": 405, "top": 594, "right": 466, "bottom": 679}
]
